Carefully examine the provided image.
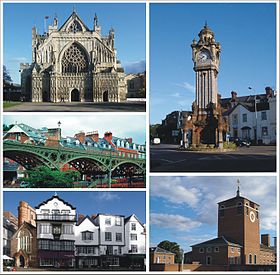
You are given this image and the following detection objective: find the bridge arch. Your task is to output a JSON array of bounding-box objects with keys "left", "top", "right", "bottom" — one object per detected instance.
[{"left": 3, "top": 148, "right": 57, "bottom": 170}]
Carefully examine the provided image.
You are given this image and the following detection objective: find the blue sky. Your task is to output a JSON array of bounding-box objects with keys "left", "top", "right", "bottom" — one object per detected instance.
[
  {"left": 4, "top": 191, "right": 146, "bottom": 223},
  {"left": 3, "top": 114, "right": 146, "bottom": 145},
  {"left": 3, "top": 2, "right": 146, "bottom": 84},
  {"left": 150, "top": 176, "right": 277, "bottom": 252},
  {"left": 150, "top": 3, "right": 276, "bottom": 124}
]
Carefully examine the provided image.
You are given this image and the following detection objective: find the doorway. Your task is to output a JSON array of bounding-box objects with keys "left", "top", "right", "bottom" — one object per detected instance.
[
  {"left": 71, "top": 89, "right": 80, "bottom": 102},
  {"left": 103, "top": 91, "right": 109, "bottom": 102},
  {"left": 19, "top": 255, "right": 25, "bottom": 267}
]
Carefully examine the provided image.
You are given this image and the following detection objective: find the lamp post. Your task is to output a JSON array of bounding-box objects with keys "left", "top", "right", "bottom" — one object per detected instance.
[
  {"left": 180, "top": 248, "right": 184, "bottom": 272},
  {"left": 248, "top": 87, "right": 258, "bottom": 145}
]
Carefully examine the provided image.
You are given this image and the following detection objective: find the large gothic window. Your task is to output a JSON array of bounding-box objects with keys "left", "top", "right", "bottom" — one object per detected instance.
[
  {"left": 68, "top": 20, "right": 82, "bottom": 33},
  {"left": 18, "top": 230, "right": 32, "bottom": 253},
  {"left": 61, "top": 43, "right": 88, "bottom": 73}
]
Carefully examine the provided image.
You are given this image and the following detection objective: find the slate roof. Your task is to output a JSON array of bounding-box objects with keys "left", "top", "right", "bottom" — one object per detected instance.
[
  {"left": 191, "top": 236, "right": 242, "bottom": 248},
  {"left": 150, "top": 247, "right": 175, "bottom": 255}
]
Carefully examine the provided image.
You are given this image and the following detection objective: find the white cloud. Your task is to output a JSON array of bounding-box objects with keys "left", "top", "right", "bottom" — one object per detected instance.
[
  {"left": 150, "top": 213, "right": 201, "bottom": 232},
  {"left": 124, "top": 60, "right": 146, "bottom": 74},
  {"left": 97, "top": 192, "right": 120, "bottom": 201},
  {"left": 4, "top": 114, "right": 146, "bottom": 144},
  {"left": 150, "top": 176, "right": 277, "bottom": 232},
  {"left": 151, "top": 177, "right": 201, "bottom": 207},
  {"left": 175, "top": 82, "right": 195, "bottom": 94}
]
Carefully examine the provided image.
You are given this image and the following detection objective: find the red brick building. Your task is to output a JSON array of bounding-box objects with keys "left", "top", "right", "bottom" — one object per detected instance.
[{"left": 185, "top": 185, "right": 276, "bottom": 269}]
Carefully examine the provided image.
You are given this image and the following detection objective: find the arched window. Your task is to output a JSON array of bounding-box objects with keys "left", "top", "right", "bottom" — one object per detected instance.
[
  {"left": 68, "top": 20, "right": 82, "bottom": 33},
  {"left": 18, "top": 230, "right": 32, "bottom": 253},
  {"left": 249, "top": 254, "right": 252, "bottom": 264},
  {"left": 61, "top": 43, "right": 88, "bottom": 73},
  {"left": 116, "top": 140, "right": 120, "bottom": 147}
]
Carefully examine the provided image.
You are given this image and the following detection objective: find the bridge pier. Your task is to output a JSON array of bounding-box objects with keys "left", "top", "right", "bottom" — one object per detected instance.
[{"left": 108, "top": 170, "right": 112, "bottom": 188}]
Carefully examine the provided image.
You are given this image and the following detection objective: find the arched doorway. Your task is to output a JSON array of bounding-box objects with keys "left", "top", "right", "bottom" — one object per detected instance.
[
  {"left": 103, "top": 91, "right": 109, "bottom": 102},
  {"left": 20, "top": 255, "right": 25, "bottom": 267},
  {"left": 71, "top": 89, "right": 80, "bottom": 102}
]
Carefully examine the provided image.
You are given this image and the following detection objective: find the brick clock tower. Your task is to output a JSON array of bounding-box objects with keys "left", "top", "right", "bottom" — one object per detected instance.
[
  {"left": 182, "top": 23, "right": 227, "bottom": 148},
  {"left": 218, "top": 183, "right": 260, "bottom": 265}
]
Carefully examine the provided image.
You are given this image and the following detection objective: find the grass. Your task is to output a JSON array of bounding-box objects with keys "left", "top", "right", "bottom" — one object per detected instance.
[{"left": 3, "top": 101, "right": 22, "bottom": 109}]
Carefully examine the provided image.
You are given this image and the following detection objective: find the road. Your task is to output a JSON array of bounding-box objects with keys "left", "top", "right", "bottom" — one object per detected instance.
[
  {"left": 3, "top": 102, "right": 146, "bottom": 112},
  {"left": 150, "top": 144, "right": 276, "bottom": 172}
]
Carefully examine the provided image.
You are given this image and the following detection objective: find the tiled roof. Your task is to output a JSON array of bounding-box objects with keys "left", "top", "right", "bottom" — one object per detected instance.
[
  {"left": 150, "top": 247, "right": 175, "bottom": 254},
  {"left": 191, "top": 236, "right": 242, "bottom": 248}
]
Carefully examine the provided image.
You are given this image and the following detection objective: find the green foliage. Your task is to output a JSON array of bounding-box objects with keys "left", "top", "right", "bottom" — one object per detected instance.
[
  {"left": 24, "top": 166, "right": 80, "bottom": 188},
  {"left": 158, "top": 240, "right": 183, "bottom": 263},
  {"left": 223, "top": 141, "right": 237, "bottom": 150},
  {"left": 3, "top": 101, "right": 22, "bottom": 109},
  {"left": 3, "top": 124, "right": 14, "bottom": 132},
  {"left": 150, "top": 124, "right": 161, "bottom": 139}
]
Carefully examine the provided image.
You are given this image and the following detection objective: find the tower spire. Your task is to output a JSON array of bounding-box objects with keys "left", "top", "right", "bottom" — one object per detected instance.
[{"left": 236, "top": 179, "right": 240, "bottom": 197}]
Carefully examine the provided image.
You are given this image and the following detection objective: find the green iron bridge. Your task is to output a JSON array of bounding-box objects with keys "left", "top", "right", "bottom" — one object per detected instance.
[{"left": 3, "top": 140, "right": 146, "bottom": 186}]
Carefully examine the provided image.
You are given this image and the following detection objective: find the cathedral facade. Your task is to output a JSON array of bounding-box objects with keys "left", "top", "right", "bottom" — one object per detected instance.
[{"left": 20, "top": 11, "right": 127, "bottom": 103}]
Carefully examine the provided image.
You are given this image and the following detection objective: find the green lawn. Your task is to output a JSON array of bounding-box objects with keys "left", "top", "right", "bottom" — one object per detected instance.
[{"left": 3, "top": 101, "right": 22, "bottom": 109}]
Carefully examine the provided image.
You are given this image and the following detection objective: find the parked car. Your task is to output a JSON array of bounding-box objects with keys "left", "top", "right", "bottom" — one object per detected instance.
[
  {"left": 234, "top": 138, "right": 251, "bottom": 147},
  {"left": 152, "top": 138, "right": 161, "bottom": 145},
  {"left": 20, "top": 181, "right": 30, "bottom": 188}
]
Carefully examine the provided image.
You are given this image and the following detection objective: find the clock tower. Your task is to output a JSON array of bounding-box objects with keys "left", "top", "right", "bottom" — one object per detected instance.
[
  {"left": 217, "top": 182, "right": 260, "bottom": 265},
  {"left": 191, "top": 23, "right": 221, "bottom": 113},
  {"left": 181, "top": 24, "right": 227, "bottom": 148}
]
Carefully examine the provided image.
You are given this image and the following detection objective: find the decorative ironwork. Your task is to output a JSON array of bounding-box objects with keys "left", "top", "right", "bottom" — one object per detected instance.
[{"left": 68, "top": 20, "right": 82, "bottom": 33}]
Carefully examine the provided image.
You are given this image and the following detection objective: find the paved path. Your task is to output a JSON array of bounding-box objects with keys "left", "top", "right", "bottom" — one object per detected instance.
[
  {"left": 150, "top": 144, "right": 276, "bottom": 172},
  {"left": 4, "top": 102, "right": 146, "bottom": 112}
]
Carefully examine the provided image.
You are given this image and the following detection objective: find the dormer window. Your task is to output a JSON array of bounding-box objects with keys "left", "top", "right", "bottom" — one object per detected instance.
[{"left": 105, "top": 217, "right": 111, "bottom": 225}]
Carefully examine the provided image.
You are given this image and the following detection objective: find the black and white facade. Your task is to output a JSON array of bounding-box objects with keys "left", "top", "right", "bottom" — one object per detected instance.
[{"left": 35, "top": 194, "right": 145, "bottom": 269}]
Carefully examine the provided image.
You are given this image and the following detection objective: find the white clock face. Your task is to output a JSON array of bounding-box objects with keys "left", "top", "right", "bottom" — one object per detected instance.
[
  {"left": 197, "top": 51, "right": 210, "bottom": 62},
  {"left": 249, "top": 211, "right": 256, "bottom": 222}
]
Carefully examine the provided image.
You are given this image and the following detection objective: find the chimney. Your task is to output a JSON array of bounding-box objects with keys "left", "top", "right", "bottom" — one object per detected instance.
[
  {"left": 45, "top": 128, "right": 61, "bottom": 147},
  {"left": 104, "top": 131, "right": 113, "bottom": 142},
  {"left": 265, "top": 86, "right": 274, "bottom": 98},
  {"left": 91, "top": 214, "right": 97, "bottom": 220},
  {"left": 78, "top": 214, "right": 85, "bottom": 223},
  {"left": 74, "top": 131, "right": 86, "bottom": 143},
  {"left": 86, "top": 131, "right": 99, "bottom": 142},
  {"left": 127, "top": 138, "right": 133, "bottom": 144},
  {"left": 231, "top": 91, "right": 237, "bottom": 101},
  {"left": 261, "top": 234, "right": 270, "bottom": 247}
]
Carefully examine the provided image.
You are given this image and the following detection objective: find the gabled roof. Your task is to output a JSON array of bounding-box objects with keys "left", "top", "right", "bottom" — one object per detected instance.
[
  {"left": 191, "top": 236, "right": 242, "bottom": 248},
  {"left": 35, "top": 194, "right": 76, "bottom": 210},
  {"left": 59, "top": 11, "right": 90, "bottom": 32},
  {"left": 76, "top": 215, "right": 97, "bottom": 226},
  {"left": 150, "top": 247, "right": 175, "bottom": 255},
  {"left": 124, "top": 214, "right": 144, "bottom": 228}
]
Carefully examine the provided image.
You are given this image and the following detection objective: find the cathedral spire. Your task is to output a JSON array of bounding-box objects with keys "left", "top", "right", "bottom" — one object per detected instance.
[{"left": 236, "top": 179, "right": 240, "bottom": 197}]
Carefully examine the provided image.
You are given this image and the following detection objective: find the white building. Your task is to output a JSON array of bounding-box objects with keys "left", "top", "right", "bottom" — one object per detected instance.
[
  {"left": 35, "top": 194, "right": 146, "bottom": 269},
  {"left": 124, "top": 214, "right": 146, "bottom": 255},
  {"left": 222, "top": 88, "right": 276, "bottom": 145}
]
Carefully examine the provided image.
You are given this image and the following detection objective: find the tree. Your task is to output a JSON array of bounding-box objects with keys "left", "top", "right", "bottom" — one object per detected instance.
[
  {"left": 24, "top": 166, "right": 80, "bottom": 188},
  {"left": 3, "top": 124, "right": 14, "bottom": 132},
  {"left": 158, "top": 240, "right": 183, "bottom": 263},
  {"left": 150, "top": 124, "right": 161, "bottom": 140},
  {"left": 3, "top": 65, "right": 13, "bottom": 84}
]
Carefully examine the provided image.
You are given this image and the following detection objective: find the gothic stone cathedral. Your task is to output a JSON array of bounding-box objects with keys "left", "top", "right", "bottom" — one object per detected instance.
[{"left": 20, "top": 11, "right": 127, "bottom": 103}]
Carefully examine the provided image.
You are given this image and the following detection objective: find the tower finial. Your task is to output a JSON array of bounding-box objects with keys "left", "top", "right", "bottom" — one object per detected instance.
[
  {"left": 236, "top": 179, "right": 240, "bottom": 197},
  {"left": 205, "top": 20, "right": 208, "bottom": 28},
  {"left": 54, "top": 191, "right": 58, "bottom": 196},
  {"left": 73, "top": 5, "right": 76, "bottom": 13}
]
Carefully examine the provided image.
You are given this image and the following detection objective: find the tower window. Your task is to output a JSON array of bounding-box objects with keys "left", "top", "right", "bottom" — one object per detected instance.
[
  {"left": 254, "top": 254, "right": 257, "bottom": 264},
  {"left": 219, "top": 205, "right": 225, "bottom": 217},
  {"left": 237, "top": 202, "right": 243, "bottom": 214},
  {"left": 249, "top": 254, "right": 252, "bottom": 264}
]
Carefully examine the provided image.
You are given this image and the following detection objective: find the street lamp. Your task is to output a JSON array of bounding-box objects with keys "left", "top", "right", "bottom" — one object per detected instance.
[
  {"left": 180, "top": 248, "right": 184, "bottom": 272},
  {"left": 248, "top": 87, "right": 258, "bottom": 145}
]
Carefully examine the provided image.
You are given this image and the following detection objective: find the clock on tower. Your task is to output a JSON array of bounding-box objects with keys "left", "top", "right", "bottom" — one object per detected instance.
[{"left": 191, "top": 23, "right": 221, "bottom": 114}]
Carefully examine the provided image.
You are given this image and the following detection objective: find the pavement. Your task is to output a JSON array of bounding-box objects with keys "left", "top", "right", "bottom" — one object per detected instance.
[
  {"left": 3, "top": 102, "right": 146, "bottom": 112},
  {"left": 150, "top": 144, "right": 276, "bottom": 172}
]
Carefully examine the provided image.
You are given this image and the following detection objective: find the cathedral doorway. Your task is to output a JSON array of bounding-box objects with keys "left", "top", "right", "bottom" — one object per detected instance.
[
  {"left": 71, "top": 89, "right": 80, "bottom": 102},
  {"left": 19, "top": 255, "right": 25, "bottom": 267},
  {"left": 103, "top": 91, "right": 109, "bottom": 102}
]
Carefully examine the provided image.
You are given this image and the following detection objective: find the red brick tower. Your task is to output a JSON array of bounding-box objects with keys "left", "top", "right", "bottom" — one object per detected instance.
[{"left": 218, "top": 181, "right": 260, "bottom": 265}]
